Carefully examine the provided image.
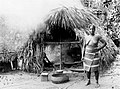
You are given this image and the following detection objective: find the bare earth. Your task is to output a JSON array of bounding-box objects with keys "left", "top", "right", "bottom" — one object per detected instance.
[{"left": 0, "top": 55, "right": 120, "bottom": 89}]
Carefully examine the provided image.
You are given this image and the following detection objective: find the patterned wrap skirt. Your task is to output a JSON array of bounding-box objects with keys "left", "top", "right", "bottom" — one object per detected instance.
[{"left": 83, "top": 45, "right": 100, "bottom": 72}]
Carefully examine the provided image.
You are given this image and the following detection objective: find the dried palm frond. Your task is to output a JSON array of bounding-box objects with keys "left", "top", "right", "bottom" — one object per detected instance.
[
  {"left": 45, "top": 6, "right": 100, "bottom": 33},
  {"left": 44, "top": 7, "right": 100, "bottom": 41}
]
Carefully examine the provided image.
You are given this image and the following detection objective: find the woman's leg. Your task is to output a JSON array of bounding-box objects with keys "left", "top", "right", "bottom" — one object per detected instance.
[
  {"left": 94, "top": 71, "right": 100, "bottom": 88},
  {"left": 94, "top": 71, "right": 99, "bottom": 83},
  {"left": 86, "top": 71, "right": 91, "bottom": 85}
]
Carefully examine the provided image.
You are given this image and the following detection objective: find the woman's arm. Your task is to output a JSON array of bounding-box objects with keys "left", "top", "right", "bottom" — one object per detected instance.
[
  {"left": 98, "top": 38, "right": 107, "bottom": 51},
  {"left": 81, "top": 38, "right": 86, "bottom": 61}
]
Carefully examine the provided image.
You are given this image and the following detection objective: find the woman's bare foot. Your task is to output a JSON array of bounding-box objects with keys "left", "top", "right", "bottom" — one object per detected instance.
[
  {"left": 95, "top": 83, "right": 100, "bottom": 88},
  {"left": 86, "top": 80, "right": 91, "bottom": 86}
]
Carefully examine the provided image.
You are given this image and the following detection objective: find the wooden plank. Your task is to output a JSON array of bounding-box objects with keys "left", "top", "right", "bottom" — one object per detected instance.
[
  {"left": 70, "top": 68, "right": 84, "bottom": 72},
  {"left": 43, "top": 41, "right": 82, "bottom": 45}
]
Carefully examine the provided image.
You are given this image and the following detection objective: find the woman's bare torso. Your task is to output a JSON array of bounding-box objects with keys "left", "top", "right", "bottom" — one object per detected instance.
[
  {"left": 85, "top": 34, "right": 101, "bottom": 53},
  {"left": 85, "top": 34, "right": 101, "bottom": 47}
]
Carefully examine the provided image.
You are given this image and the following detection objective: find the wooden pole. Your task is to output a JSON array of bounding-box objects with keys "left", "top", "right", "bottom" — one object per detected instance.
[
  {"left": 40, "top": 33, "right": 44, "bottom": 73},
  {"left": 10, "top": 61, "right": 14, "bottom": 70},
  {"left": 44, "top": 41, "right": 81, "bottom": 45},
  {"left": 60, "top": 44, "right": 62, "bottom": 70}
]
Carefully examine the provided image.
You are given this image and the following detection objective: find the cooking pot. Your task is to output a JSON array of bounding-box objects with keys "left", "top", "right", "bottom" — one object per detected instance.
[{"left": 51, "top": 73, "right": 69, "bottom": 84}]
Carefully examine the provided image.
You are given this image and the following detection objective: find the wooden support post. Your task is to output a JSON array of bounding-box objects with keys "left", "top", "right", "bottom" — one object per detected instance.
[
  {"left": 40, "top": 33, "right": 44, "bottom": 73},
  {"left": 60, "top": 44, "right": 62, "bottom": 70},
  {"left": 10, "top": 61, "right": 14, "bottom": 70}
]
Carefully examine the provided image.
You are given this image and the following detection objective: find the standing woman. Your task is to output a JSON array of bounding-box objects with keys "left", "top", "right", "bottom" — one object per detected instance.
[{"left": 82, "top": 25, "right": 107, "bottom": 88}]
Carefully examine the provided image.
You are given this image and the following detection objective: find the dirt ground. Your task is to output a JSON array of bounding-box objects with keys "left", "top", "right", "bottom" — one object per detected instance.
[{"left": 0, "top": 54, "right": 120, "bottom": 89}]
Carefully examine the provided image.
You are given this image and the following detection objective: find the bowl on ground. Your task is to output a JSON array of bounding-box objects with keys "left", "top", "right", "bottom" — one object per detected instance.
[{"left": 51, "top": 73, "right": 69, "bottom": 84}]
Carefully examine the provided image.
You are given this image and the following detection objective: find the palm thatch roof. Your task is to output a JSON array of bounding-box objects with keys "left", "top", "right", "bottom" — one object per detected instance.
[{"left": 44, "top": 7, "right": 100, "bottom": 41}]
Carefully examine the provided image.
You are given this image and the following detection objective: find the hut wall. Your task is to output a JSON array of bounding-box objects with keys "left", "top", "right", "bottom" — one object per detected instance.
[{"left": 44, "top": 45, "right": 60, "bottom": 63}]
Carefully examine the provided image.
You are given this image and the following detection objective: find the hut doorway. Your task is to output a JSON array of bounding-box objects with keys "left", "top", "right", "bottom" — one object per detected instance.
[{"left": 44, "top": 41, "right": 83, "bottom": 70}]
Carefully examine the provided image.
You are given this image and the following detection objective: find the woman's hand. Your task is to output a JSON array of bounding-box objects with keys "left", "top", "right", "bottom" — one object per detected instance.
[
  {"left": 81, "top": 57, "right": 85, "bottom": 62},
  {"left": 93, "top": 47, "right": 99, "bottom": 52},
  {"left": 96, "top": 39, "right": 107, "bottom": 51}
]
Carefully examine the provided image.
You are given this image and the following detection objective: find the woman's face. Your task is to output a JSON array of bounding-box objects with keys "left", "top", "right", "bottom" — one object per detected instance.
[{"left": 90, "top": 26, "right": 95, "bottom": 35}]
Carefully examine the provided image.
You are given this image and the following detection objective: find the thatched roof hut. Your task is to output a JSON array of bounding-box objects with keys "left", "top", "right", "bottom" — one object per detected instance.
[{"left": 19, "top": 7, "right": 117, "bottom": 73}]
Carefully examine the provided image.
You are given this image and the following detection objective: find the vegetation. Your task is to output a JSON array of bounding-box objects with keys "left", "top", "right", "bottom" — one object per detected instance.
[{"left": 81, "top": 0, "right": 120, "bottom": 46}]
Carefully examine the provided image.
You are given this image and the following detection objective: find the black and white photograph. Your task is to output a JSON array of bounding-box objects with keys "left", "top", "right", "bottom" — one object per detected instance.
[{"left": 0, "top": 0, "right": 120, "bottom": 89}]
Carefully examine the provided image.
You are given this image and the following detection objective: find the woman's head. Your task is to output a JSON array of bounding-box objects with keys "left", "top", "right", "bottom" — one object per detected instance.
[{"left": 90, "top": 25, "right": 96, "bottom": 36}]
